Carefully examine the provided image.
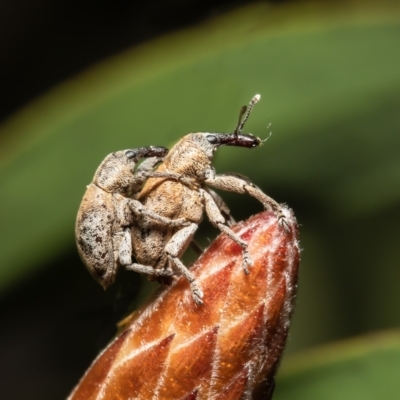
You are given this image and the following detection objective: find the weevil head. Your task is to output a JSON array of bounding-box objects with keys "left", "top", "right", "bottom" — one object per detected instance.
[
  {"left": 188, "top": 93, "right": 262, "bottom": 157},
  {"left": 205, "top": 131, "right": 261, "bottom": 149},
  {"left": 162, "top": 95, "right": 262, "bottom": 179},
  {"left": 93, "top": 146, "right": 168, "bottom": 193},
  {"left": 182, "top": 131, "right": 261, "bottom": 160},
  {"left": 191, "top": 93, "right": 262, "bottom": 158}
]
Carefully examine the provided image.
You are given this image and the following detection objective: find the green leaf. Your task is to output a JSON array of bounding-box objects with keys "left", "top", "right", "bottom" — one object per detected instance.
[
  {"left": 276, "top": 330, "right": 400, "bottom": 400},
  {"left": 0, "top": 1, "right": 399, "bottom": 293}
]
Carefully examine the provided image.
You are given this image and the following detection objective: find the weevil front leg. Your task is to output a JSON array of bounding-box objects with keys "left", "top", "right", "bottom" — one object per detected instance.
[
  {"left": 204, "top": 173, "right": 290, "bottom": 231},
  {"left": 133, "top": 157, "right": 198, "bottom": 190},
  {"left": 114, "top": 193, "right": 188, "bottom": 228},
  {"left": 202, "top": 189, "right": 252, "bottom": 273},
  {"left": 135, "top": 156, "right": 162, "bottom": 174},
  {"left": 128, "top": 157, "right": 163, "bottom": 192},
  {"left": 130, "top": 157, "right": 182, "bottom": 191},
  {"left": 126, "top": 198, "right": 190, "bottom": 228},
  {"left": 164, "top": 223, "right": 204, "bottom": 305},
  {"left": 132, "top": 157, "right": 192, "bottom": 187}
]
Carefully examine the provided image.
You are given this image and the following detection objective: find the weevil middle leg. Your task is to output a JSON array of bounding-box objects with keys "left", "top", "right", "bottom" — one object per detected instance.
[
  {"left": 164, "top": 222, "right": 204, "bottom": 305},
  {"left": 201, "top": 189, "right": 252, "bottom": 273},
  {"left": 124, "top": 262, "right": 175, "bottom": 277},
  {"left": 208, "top": 188, "right": 236, "bottom": 227},
  {"left": 187, "top": 189, "right": 235, "bottom": 256}
]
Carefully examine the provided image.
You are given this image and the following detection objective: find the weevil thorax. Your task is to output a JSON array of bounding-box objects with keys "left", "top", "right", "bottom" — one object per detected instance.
[
  {"left": 161, "top": 133, "right": 215, "bottom": 180},
  {"left": 161, "top": 131, "right": 261, "bottom": 182},
  {"left": 93, "top": 151, "right": 136, "bottom": 194}
]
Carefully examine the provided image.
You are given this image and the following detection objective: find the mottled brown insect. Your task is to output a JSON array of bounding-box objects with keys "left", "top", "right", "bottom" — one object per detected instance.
[
  {"left": 131, "top": 95, "right": 288, "bottom": 304},
  {"left": 75, "top": 146, "right": 189, "bottom": 289}
]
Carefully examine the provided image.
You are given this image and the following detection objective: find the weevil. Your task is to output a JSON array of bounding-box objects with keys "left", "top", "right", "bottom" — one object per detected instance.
[
  {"left": 130, "top": 94, "right": 288, "bottom": 305},
  {"left": 75, "top": 146, "right": 191, "bottom": 289}
]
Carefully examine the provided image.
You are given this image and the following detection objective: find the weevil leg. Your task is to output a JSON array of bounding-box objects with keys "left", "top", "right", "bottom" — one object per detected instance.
[
  {"left": 133, "top": 170, "right": 197, "bottom": 190},
  {"left": 124, "top": 263, "right": 174, "bottom": 277},
  {"left": 202, "top": 189, "right": 252, "bottom": 273},
  {"left": 207, "top": 188, "right": 236, "bottom": 227},
  {"left": 131, "top": 157, "right": 170, "bottom": 188},
  {"left": 126, "top": 198, "right": 189, "bottom": 228},
  {"left": 117, "top": 228, "right": 133, "bottom": 266},
  {"left": 131, "top": 157, "right": 194, "bottom": 191},
  {"left": 205, "top": 174, "right": 290, "bottom": 231},
  {"left": 135, "top": 156, "right": 163, "bottom": 174},
  {"left": 164, "top": 222, "right": 204, "bottom": 305},
  {"left": 134, "top": 158, "right": 198, "bottom": 190},
  {"left": 171, "top": 257, "right": 204, "bottom": 305}
]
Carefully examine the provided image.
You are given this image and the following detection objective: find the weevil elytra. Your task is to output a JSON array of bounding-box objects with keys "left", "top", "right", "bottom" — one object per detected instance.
[
  {"left": 131, "top": 94, "right": 288, "bottom": 305},
  {"left": 76, "top": 146, "right": 190, "bottom": 289}
]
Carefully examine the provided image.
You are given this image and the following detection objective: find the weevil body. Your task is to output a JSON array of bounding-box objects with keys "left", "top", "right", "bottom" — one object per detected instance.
[
  {"left": 76, "top": 146, "right": 189, "bottom": 289},
  {"left": 131, "top": 95, "right": 288, "bottom": 304}
]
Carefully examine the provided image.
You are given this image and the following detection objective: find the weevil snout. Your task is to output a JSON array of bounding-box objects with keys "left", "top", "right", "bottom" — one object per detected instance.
[
  {"left": 204, "top": 93, "right": 262, "bottom": 149},
  {"left": 206, "top": 133, "right": 261, "bottom": 148}
]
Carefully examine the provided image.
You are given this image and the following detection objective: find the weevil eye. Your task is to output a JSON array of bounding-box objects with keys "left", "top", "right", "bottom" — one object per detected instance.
[
  {"left": 125, "top": 150, "right": 136, "bottom": 159},
  {"left": 206, "top": 135, "right": 218, "bottom": 144}
]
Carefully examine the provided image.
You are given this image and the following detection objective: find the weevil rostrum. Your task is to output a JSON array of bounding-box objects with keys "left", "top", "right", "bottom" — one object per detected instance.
[
  {"left": 75, "top": 146, "right": 190, "bottom": 289},
  {"left": 130, "top": 94, "right": 289, "bottom": 305}
]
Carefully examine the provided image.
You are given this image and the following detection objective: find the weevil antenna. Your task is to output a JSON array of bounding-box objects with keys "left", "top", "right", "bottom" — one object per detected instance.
[
  {"left": 234, "top": 94, "right": 261, "bottom": 136},
  {"left": 235, "top": 105, "right": 247, "bottom": 135},
  {"left": 261, "top": 130, "right": 272, "bottom": 144}
]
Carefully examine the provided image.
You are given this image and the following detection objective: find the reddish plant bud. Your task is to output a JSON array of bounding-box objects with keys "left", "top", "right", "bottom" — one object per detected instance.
[{"left": 68, "top": 209, "right": 300, "bottom": 400}]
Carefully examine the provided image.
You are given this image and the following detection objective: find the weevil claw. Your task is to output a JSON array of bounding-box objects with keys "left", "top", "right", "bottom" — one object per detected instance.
[
  {"left": 191, "top": 283, "right": 204, "bottom": 305},
  {"left": 242, "top": 251, "right": 253, "bottom": 275},
  {"left": 278, "top": 215, "right": 291, "bottom": 233}
]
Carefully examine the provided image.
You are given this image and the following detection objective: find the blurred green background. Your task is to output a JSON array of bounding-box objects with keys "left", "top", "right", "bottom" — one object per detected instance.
[{"left": 0, "top": 1, "right": 399, "bottom": 399}]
